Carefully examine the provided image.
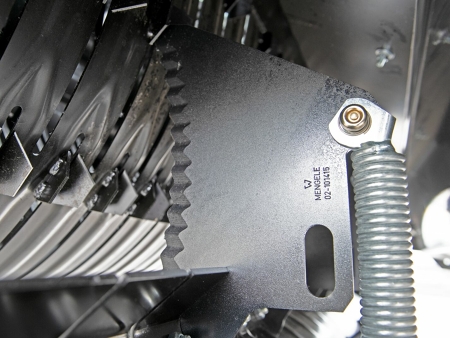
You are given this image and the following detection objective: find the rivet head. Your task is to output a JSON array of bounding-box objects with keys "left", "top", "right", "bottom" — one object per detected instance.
[{"left": 339, "top": 105, "right": 371, "bottom": 135}]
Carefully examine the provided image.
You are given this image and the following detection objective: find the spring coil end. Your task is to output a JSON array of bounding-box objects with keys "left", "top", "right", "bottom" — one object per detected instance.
[{"left": 351, "top": 141, "right": 417, "bottom": 338}]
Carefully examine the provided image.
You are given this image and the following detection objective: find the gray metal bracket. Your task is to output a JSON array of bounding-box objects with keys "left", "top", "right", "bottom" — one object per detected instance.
[
  {"left": 53, "top": 155, "right": 95, "bottom": 208},
  {"left": 0, "top": 132, "right": 33, "bottom": 197}
]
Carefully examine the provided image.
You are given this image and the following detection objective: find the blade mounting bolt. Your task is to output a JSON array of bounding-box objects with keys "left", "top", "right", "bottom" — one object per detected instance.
[{"left": 339, "top": 105, "right": 371, "bottom": 135}]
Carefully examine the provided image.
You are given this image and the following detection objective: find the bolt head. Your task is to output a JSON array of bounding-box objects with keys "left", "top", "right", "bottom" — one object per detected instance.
[
  {"left": 49, "top": 159, "right": 63, "bottom": 175},
  {"left": 87, "top": 194, "right": 99, "bottom": 209},
  {"left": 339, "top": 105, "right": 371, "bottom": 135},
  {"left": 375, "top": 46, "right": 395, "bottom": 68},
  {"left": 34, "top": 182, "right": 47, "bottom": 199},
  {"left": 102, "top": 171, "right": 116, "bottom": 187},
  {"left": 140, "top": 183, "right": 153, "bottom": 196}
]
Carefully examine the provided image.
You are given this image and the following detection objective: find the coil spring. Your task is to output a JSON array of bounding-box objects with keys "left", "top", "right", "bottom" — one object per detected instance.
[{"left": 351, "top": 141, "right": 417, "bottom": 338}]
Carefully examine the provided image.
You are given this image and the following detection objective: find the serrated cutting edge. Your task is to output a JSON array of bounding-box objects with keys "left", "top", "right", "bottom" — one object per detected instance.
[{"left": 159, "top": 45, "right": 190, "bottom": 269}]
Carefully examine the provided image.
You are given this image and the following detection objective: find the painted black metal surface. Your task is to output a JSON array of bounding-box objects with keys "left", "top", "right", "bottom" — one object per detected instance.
[
  {"left": 133, "top": 120, "right": 174, "bottom": 194},
  {"left": 0, "top": 0, "right": 28, "bottom": 59},
  {"left": 156, "top": 25, "right": 375, "bottom": 337},
  {"left": 0, "top": 0, "right": 16, "bottom": 33},
  {"left": 0, "top": 0, "right": 104, "bottom": 196},
  {"left": 63, "top": 8, "right": 148, "bottom": 171},
  {"left": 92, "top": 47, "right": 170, "bottom": 185},
  {"left": 0, "top": 268, "right": 228, "bottom": 338},
  {"left": 28, "top": 7, "right": 149, "bottom": 199},
  {"left": 0, "top": 2, "right": 155, "bottom": 211},
  {"left": 0, "top": 0, "right": 179, "bottom": 218},
  {"left": 0, "top": 0, "right": 103, "bottom": 156}
]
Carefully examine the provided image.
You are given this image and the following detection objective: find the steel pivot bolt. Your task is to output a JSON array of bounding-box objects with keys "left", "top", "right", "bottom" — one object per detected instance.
[
  {"left": 34, "top": 182, "right": 47, "bottom": 199},
  {"left": 87, "top": 194, "right": 98, "bottom": 209},
  {"left": 375, "top": 45, "right": 395, "bottom": 68},
  {"left": 49, "top": 158, "right": 63, "bottom": 175},
  {"left": 329, "top": 98, "right": 395, "bottom": 148},
  {"left": 102, "top": 171, "right": 116, "bottom": 187},
  {"left": 339, "top": 105, "right": 371, "bottom": 135}
]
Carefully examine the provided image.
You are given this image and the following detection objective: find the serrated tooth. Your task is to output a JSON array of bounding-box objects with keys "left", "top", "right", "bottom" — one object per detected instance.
[{"left": 159, "top": 46, "right": 191, "bottom": 269}]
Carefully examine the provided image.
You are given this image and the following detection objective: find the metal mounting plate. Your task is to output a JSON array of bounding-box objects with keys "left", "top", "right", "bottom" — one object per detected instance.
[{"left": 156, "top": 25, "right": 376, "bottom": 337}]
